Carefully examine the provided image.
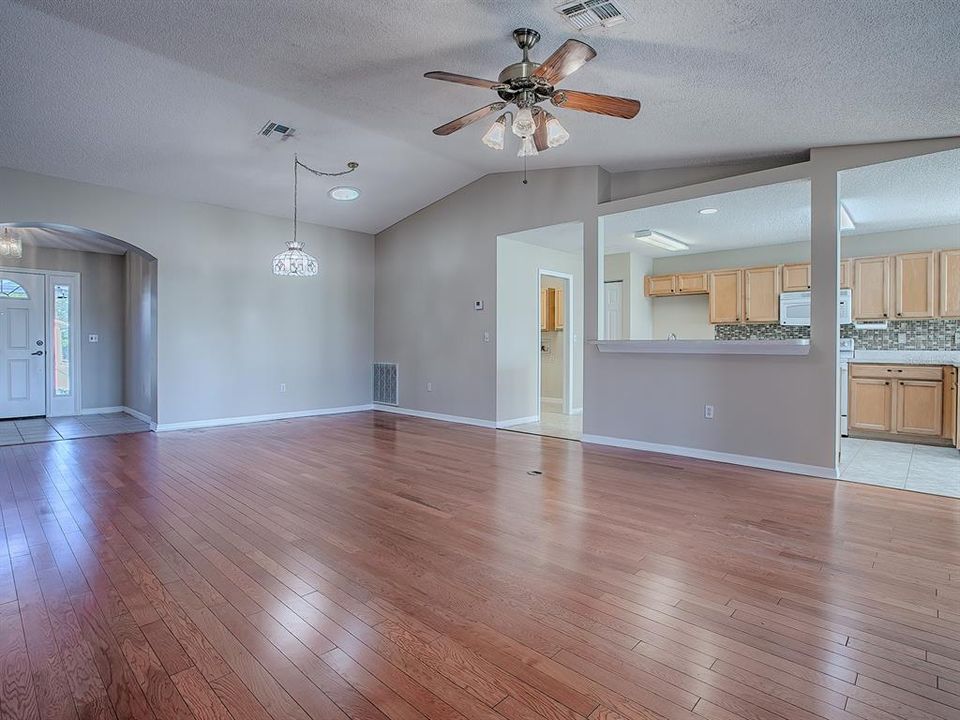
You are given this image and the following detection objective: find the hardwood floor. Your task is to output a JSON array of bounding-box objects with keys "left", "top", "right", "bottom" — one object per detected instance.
[{"left": 2, "top": 410, "right": 959, "bottom": 720}]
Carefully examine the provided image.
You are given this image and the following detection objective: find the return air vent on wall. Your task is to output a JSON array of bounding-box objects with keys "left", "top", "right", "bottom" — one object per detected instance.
[
  {"left": 554, "top": 0, "right": 630, "bottom": 30},
  {"left": 373, "top": 363, "right": 398, "bottom": 405},
  {"left": 258, "top": 121, "right": 296, "bottom": 140}
]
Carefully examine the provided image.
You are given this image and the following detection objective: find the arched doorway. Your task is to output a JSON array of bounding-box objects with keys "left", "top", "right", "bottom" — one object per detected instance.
[{"left": 0, "top": 223, "right": 158, "bottom": 437}]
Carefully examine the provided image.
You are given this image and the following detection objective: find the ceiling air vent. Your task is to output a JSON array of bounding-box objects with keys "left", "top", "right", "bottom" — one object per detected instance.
[
  {"left": 258, "top": 121, "right": 296, "bottom": 140},
  {"left": 554, "top": 0, "right": 630, "bottom": 30}
]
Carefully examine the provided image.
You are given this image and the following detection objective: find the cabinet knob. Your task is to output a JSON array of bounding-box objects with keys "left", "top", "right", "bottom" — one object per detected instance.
[{"left": 885, "top": 381, "right": 890, "bottom": 385}]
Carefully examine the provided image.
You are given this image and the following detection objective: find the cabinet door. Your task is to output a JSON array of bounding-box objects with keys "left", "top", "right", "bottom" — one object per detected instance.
[
  {"left": 894, "top": 251, "right": 936, "bottom": 319},
  {"left": 840, "top": 260, "right": 852, "bottom": 289},
  {"left": 941, "top": 249, "right": 960, "bottom": 318},
  {"left": 782, "top": 263, "right": 811, "bottom": 292},
  {"left": 645, "top": 275, "right": 676, "bottom": 297},
  {"left": 853, "top": 256, "right": 891, "bottom": 320},
  {"left": 677, "top": 272, "right": 708, "bottom": 294},
  {"left": 540, "top": 289, "right": 548, "bottom": 330},
  {"left": 554, "top": 288, "right": 564, "bottom": 330},
  {"left": 708, "top": 270, "right": 742, "bottom": 324},
  {"left": 896, "top": 380, "right": 943, "bottom": 436},
  {"left": 743, "top": 266, "right": 780, "bottom": 323},
  {"left": 849, "top": 378, "right": 893, "bottom": 432}
]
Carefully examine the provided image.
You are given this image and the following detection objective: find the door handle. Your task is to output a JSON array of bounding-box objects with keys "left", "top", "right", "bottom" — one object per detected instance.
[{"left": 31, "top": 350, "right": 43, "bottom": 356}]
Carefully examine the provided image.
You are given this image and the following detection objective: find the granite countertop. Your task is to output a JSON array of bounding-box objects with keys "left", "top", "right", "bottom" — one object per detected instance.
[{"left": 851, "top": 350, "right": 960, "bottom": 367}]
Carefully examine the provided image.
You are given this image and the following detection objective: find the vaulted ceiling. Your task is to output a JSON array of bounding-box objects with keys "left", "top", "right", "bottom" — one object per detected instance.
[{"left": 2, "top": 0, "right": 957, "bottom": 234}]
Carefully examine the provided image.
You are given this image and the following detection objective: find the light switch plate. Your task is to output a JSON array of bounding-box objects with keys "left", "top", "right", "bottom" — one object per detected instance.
[{"left": 474, "top": 300, "right": 484, "bottom": 310}]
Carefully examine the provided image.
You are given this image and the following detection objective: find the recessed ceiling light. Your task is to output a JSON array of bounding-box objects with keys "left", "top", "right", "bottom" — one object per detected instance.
[
  {"left": 328, "top": 186, "right": 360, "bottom": 201},
  {"left": 634, "top": 230, "right": 689, "bottom": 252},
  {"left": 698, "top": 207, "right": 718, "bottom": 215}
]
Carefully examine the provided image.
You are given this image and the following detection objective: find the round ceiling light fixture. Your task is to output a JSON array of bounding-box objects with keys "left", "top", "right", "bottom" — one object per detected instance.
[
  {"left": 698, "top": 207, "right": 719, "bottom": 215},
  {"left": 328, "top": 186, "right": 361, "bottom": 201}
]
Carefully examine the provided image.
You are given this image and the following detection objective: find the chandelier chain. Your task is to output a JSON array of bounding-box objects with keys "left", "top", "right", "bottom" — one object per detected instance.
[{"left": 292, "top": 155, "right": 358, "bottom": 245}]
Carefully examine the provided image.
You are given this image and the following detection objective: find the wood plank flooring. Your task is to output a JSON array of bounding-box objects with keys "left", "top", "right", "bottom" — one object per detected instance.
[{"left": 1, "top": 410, "right": 959, "bottom": 720}]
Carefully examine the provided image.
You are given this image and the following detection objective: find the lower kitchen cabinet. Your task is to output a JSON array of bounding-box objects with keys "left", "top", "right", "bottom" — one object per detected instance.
[{"left": 849, "top": 364, "right": 953, "bottom": 442}]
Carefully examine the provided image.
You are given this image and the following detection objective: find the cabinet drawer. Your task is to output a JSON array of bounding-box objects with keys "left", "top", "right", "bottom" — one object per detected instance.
[{"left": 850, "top": 364, "right": 943, "bottom": 381}]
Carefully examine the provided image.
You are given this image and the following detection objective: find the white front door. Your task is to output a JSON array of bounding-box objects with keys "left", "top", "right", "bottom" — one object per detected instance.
[
  {"left": 604, "top": 281, "right": 623, "bottom": 341},
  {"left": 0, "top": 271, "right": 46, "bottom": 418}
]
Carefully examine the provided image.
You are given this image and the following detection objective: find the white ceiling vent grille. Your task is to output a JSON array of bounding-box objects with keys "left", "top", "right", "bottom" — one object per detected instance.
[
  {"left": 554, "top": 0, "right": 630, "bottom": 30},
  {"left": 258, "top": 121, "right": 296, "bottom": 140}
]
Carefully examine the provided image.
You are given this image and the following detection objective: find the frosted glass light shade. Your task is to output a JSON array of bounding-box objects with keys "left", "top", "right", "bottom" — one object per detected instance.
[
  {"left": 545, "top": 115, "right": 570, "bottom": 147},
  {"left": 482, "top": 115, "right": 506, "bottom": 150},
  {"left": 511, "top": 107, "right": 536, "bottom": 137},
  {"left": 273, "top": 241, "right": 318, "bottom": 276},
  {"left": 517, "top": 135, "right": 538, "bottom": 157},
  {"left": 0, "top": 228, "right": 22, "bottom": 259}
]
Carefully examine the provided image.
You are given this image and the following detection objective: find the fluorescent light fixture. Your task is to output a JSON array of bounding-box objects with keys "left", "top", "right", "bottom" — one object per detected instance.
[
  {"left": 698, "top": 207, "right": 718, "bottom": 215},
  {"left": 634, "top": 230, "right": 689, "bottom": 252},
  {"left": 328, "top": 186, "right": 361, "bottom": 201},
  {"left": 839, "top": 203, "right": 855, "bottom": 231}
]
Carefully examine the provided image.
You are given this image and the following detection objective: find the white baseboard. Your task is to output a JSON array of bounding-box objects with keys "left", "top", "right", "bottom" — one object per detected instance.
[
  {"left": 121, "top": 406, "right": 154, "bottom": 424},
  {"left": 155, "top": 404, "right": 374, "bottom": 432},
  {"left": 581, "top": 434, "right": 838, "bottom": 479},
  {"left": 571, "top": 407, "right": 583, "bottom": 416},
  {"left": 81, "top": 406, "right": 125, "bottom": 415},
  {"left": 497, "top": 415, "right": 540, "bottom": 428},
  {"left": 374, "top": 404, "right": 496, "bottom": 429},
  {"left": 540, "top": 397, "right": 562, "bottom": 411}
]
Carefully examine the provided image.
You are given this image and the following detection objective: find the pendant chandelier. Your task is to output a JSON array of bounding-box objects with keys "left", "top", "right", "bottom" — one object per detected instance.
[
  {"left": 273, "top": 155, "right": 358, "bottom": 277},
  {"left": 0, "top": 227, "right": 23, "bottom": 259}
]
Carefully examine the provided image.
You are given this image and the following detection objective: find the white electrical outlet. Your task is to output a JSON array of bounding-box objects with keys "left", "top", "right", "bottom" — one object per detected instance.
[
  {"left": 426, "top": 382, "right": 433, "bottom": 392},
  {"left": 955, "top": 330, "right": 960, "bottom": 346},
  {"left": 482, "top": 331, "right": 490, "bottom": 343},
  {"left": 704, "top": 405, "right": 714, "bottom": 419},
  {"left": 897, "top": 332, "right": 907, "bottom": 345},
  {"left": 280, "top": 383, "right": 286, "bottom": 393},
  {"left": 88, "top": 334, "right": 99, "bottom": 343}
]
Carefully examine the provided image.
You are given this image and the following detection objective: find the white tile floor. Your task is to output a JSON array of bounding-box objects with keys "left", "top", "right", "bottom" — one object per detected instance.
[
  {"left": 840, "top": 436, "right": 960, "bottom": 498},
  {"left": 0, "top": 412, "right": 150, "bottom": 445},
  {"left": 507, "top": 407, "right": 582, "bottom": 441}
]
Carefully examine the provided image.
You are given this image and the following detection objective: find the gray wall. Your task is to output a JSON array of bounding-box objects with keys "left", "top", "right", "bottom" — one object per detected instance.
[
  {"left": 376, "top": 166, "right": 600, "bottom": 422},
  {"left": 0, "top": 167, "right": 375, "bottom": 425},
  {"left": 0, "top": 245, "right": 124, "bottom": 409},
  {"left": 124, "top": 252, "right": 158, "bottom": 420}
]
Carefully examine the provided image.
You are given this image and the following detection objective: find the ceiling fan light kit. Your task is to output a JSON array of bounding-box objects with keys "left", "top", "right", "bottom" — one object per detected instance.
[{"left": 426, "top": 27, "right": 640, "bottom": 160}]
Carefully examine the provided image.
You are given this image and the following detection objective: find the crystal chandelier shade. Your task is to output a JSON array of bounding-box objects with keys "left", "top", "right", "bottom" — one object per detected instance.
[{"left": 0, "top": 228, "right": 22, "bottom": 259}]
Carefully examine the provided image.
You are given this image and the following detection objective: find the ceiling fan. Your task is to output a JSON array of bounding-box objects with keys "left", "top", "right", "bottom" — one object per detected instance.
[{"left": 426, "top": 28, "right": 641, "bottom": 157}]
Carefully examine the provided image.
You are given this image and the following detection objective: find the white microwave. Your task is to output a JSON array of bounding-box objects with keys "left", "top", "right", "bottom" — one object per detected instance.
[{"left": 780, "top": 289, "right": 852, "bottom": 326}]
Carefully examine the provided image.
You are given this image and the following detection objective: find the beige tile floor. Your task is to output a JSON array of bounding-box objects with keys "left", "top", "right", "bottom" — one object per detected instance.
[
  {"left": 0, "top": 412, "right": 150, "bottom": 445},
  {"left": 840, "top": 436, "right": 960, "bottom": 498},
  {"left": 507, "top": 408, "right": 582, "bottom": 441}
]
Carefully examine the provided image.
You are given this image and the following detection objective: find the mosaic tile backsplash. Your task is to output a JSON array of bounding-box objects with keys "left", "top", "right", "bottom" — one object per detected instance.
[{"left": 715, "top": 319, "right": 960, "bottom": 350}]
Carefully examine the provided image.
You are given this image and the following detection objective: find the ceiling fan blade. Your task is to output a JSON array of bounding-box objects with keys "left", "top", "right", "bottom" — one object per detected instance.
[
  {"left": 533, "top": 113, "right": 549, "bottom": 152},
  {"left": 533, "top": 39, "right": 597, "bottom": 86},
  {"left": 424, "top": 71, "right": 500, "bottom": 90},
  {"left": 551, "top": 90, "right": 641, "bottom": 119},
  {"left": 432, "top": 103, "right": 506, "bottom": 136}
]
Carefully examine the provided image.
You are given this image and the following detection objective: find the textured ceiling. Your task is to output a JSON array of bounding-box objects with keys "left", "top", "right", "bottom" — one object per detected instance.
[
  {"left": 602, "top": 148, "right": 960, "bottom": 257},
  {"left": 1, "top": 0, "right": 958, "bottom": 234}
]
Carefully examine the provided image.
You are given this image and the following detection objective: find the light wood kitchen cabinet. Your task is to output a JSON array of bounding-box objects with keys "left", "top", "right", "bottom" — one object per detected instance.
[
  {"left": 894, "top": 251, "right": 937, "bottom": 319},
  {"left": 896, "top": 380, "right": 942, "bottom": 436},
  {"left": 853, "top": 256, "right": 891, "bottom": 320},
  {"left": 644, "top": 274, "right": 676, "bottom": 297},
  {"left": 849, "top": 364, "right": 953, "bottom": 442},
  {"left": 676, "top": 272, "right": 708, "bottom": 294},
  {"left": 781, "top": 263, "right": 811, "bottom": 292},
  {"left": 743, "top": 266, "right": 780, "bottom": 323},
  {"left": 941, "top": 248, "right": 960, "bottom": 318},
  {"left": 849, "top": 378, "right": 894, "bottom": 433},
  {"left": 540, "top": 288, "right": 564, "bottom": 331},
  {"left": 840, "top": 260, "right": 852, "bottom": 289},
  {"left": 708, "top": 270, "right": 742, "bottom": 324}
]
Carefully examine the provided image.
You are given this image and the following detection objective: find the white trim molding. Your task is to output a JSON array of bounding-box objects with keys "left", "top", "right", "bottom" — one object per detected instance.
[
  {"left": 121, "top": 406, "right": 154, "bottom": 424},
  {"left": 374, "top": 404, "right": 496, "bottom": 429},
  {"left": 156, "top": 404, "right": 374, "bottom": 432},
  {"left": 581, "top": 434, "right": 839, "bottom": 480},
  {"left": 81, "top": 406, "right": 125, "bottom": 415},
  {"left": 496, "top": 415, "right": 540, "bottom": 428}
]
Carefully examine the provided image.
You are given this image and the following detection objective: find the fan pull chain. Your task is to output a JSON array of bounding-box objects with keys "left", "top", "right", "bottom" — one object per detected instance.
[{"left": 522, "top": 155, "right": 528, "bottom": 185}]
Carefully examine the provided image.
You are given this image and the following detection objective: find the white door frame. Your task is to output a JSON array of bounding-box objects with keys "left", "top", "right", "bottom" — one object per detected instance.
[
  {"left": 0, "top": 267, "right": 82, "bottom": 417},
  {"left": 538, "top": 268, "right": 574, "bottom": 417}
]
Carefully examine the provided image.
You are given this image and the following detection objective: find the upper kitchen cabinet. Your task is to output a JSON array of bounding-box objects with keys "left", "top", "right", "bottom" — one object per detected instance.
[
  {"left": 853, "top": 256, "right": 891, "bottom": 320},
  {"left": 894, "top": 251, "right": 937, "bottom": 319},
  {"left": 644, "top": 274, "right": 676, "bottom": 297},
  {"left": 708, "top": 269, "right": 742, "bottom": 324},
  {"left": 743, "top": 266, "right": 780, "bottom": 323},
  {"left": 781, "top": 263, "right": 811, "bottom": 292},
  {"left": 840, "top": 260, "right": 852, "bottom": 289},
  {"left": 676, "top": 272, "right": 708, "bottom": 295},
  {"left": 941, "top": 248, "right": 960, "bottom": 318}
]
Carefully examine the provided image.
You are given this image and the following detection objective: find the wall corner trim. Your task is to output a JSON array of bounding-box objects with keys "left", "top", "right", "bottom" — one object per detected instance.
[
  {"left": 581, "top": 434, "right": 839, "bottom": 480},
  {"left": 374, "top": 404, "right": 497, "bottom": 429},
  {"left": 496, "top": 415, "right": 540, "bottom": 428},
  {"left": 155, "top": 404, "right": 374, "bottom": 432}
]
